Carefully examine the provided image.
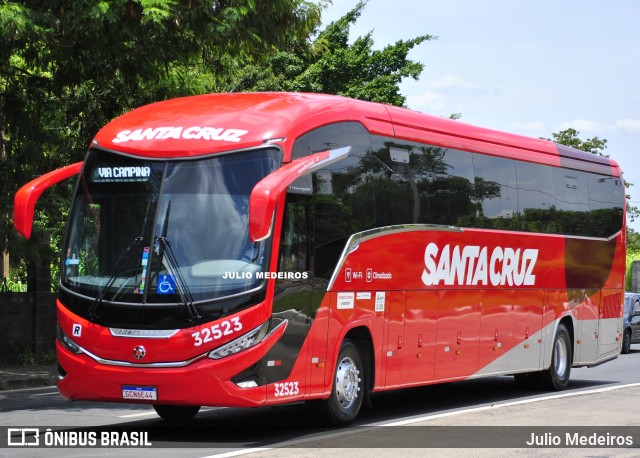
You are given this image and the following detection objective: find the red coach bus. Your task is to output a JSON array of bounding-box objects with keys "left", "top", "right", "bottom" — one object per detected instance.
[{"left": 14, "top": 93, "right": 625, "bottom": 425}]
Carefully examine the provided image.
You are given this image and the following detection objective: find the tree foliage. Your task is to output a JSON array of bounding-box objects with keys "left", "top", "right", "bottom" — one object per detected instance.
[
  {"left": 0, "top": 0, "right": 323, "bottom": 288},
  {"left": 235, "top": 1, "right": 435, "bottom": 106},
  {"left": 545, "top": 127, "right": 609, "bottom": 157}
]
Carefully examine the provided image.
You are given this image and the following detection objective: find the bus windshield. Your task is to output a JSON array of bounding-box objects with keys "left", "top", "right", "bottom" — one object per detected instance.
[{"left": 61, "top": 147, "right": 282, "bottom": 304}]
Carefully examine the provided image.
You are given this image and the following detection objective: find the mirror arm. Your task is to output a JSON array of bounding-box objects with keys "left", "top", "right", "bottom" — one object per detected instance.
[
  {"left": 14, "top": 162, "right": 83, "bottom": 239},
  {"left": 249, "top": 147, "right": 350, "bottom": 242}
]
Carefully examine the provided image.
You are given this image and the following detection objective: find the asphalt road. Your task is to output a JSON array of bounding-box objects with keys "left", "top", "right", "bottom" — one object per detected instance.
[{"left": 1, "top": 345, "right": 639, "bottom": 457}]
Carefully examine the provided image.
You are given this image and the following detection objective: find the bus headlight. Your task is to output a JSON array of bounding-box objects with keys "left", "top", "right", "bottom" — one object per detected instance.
[
  {"left": 207, "top": 321, "right": 270, "bottom": 360},
  {"left": 57, "top": 325, "right": 82, "bottom": 354}
]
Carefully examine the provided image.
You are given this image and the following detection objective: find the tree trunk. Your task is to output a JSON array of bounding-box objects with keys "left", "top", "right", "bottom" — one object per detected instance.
[{"left": 26, "top": 232, "right": 51, "bottom": 293}]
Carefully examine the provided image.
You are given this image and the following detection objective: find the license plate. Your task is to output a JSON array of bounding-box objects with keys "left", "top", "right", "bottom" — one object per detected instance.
[{"left": 122, "top": 385, "right": 157, "bottom": 401}]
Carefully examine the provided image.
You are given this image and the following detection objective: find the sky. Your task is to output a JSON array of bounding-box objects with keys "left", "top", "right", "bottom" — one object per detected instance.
[{"left": 321, "top": 0, "right": 640, "bottom": 231}]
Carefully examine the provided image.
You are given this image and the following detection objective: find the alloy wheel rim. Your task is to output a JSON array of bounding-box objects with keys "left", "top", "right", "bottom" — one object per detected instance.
[{"left": 335, "top": 356, "right": 360, "bottom": 409}]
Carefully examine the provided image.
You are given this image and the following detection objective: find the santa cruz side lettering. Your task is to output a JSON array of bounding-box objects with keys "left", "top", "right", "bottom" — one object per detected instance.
[
  {"left": 112, "top": 127, "right": 249, "bottom": 144},
  {"left": 421, "top": 243, "right": 538, "bottom": 287}
]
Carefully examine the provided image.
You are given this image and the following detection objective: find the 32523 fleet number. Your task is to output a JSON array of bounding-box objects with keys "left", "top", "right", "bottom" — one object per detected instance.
[
  {"left": 192, "top": 317, "right": 242, "bottom": 347},
  {"left": 274, "top": 381, "right": 299, "bottom": 397}
]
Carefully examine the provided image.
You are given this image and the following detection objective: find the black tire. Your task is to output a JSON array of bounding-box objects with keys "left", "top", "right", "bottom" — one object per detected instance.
[
  {"left": 537, "top": 324, "right": 572, "bottom": 390},
  {"left": 321, "top": 339, "right": 365, "bottom": 425},
  {"left": 153, "top": 404, "right": 201, "bottom": 422},
  {"left": 622, "top": 330, "right": 632, "bottom": 354}
]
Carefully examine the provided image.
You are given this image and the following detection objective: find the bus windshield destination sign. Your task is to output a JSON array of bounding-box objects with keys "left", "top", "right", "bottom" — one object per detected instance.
[{"left": 93, "top": 166, "right": 151, "bottom": 182}]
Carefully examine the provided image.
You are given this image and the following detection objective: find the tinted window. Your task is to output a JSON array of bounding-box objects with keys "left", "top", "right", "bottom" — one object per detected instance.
[
  {"left": 429, "top": 148, "right": 476, "bottom": 227},
  {"left": 588, "top": 175, "right": 624, "bottom": 237},
  {"left": 554, "top": 168, "right": 590, "bottom": 236},
  {"left": 279, "top": 194, "right": 311, "bottom": 274},
  {"left": 292, "top": 123, "right": 373, "bottom": 279},
  {"left": 365, "top": 137, "right": 416, "bottom": 226},
  {"left": 472, "top": 154, "right": 517, "bottom": 229},
  {"left": 292, "top": 122, "right": 371, "bottom": 159},
  {"left": 368, "top": 139, "right": 478, "bottom": 228},
  {"left": 313, "top": 149, "right": 376, "bottom": 280},
  {"left": 516, "top": 161, "right": 556, "bottom": 233}
]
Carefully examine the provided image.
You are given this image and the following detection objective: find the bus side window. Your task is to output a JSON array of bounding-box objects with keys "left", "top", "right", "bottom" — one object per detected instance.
[
  {"left": 472, "top": 154, "right": 517, "bottom": 230},
  {"left": 292, "top": 122, "right": 371, "bottom": 159},
  {"left": 587, "top": 174, "right": 624, "bottom": 238},
  {"left": 554, "top": 168, "right": 589, "bottom": 236},
  {"left": 278, "top": 194, "right": 311, "bottom": 275},
  {"left": 516, "top": 161, "right": 556, "bottom": 233}
]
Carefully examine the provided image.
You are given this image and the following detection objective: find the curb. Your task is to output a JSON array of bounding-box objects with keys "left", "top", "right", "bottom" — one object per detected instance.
[{"left": 0, "top": 365, "right": 58, "bottom": 391}]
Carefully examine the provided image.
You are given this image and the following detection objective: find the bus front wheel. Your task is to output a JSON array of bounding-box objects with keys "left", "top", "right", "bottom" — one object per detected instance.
[
  {"left": 322, "top": 339, "right": 365, "bottom": 425},
  {"left": 153, "top": 404, "right": 201, "bottom": 422}
]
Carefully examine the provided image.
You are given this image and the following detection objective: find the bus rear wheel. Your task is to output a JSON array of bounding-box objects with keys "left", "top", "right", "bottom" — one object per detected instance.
[
  {"left": 538, "top": 324, "right": 572, "bottom": 390},
  {"left": 321, "top": 339, "right": 365, "bottom": 425},
  {"left": 153, "top": 404, "right": 201, "bottom": 422}
]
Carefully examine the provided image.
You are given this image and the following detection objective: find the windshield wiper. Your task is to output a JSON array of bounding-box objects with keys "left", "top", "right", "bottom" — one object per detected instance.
[
  {"left": 156, "top": 236, "right": 201, "bottom": 323},
  {"left": 88, "top": 197, "right": 154, "bottom": 320},
  {"left": 155, "top": 201, "right": 201, "bottom": 323},
  {"left": 88, "top": 236, "right": 143, "bottom": 320}
]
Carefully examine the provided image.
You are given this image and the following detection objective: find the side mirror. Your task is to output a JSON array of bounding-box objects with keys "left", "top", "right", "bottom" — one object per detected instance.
[
  {"left": 249, "top": 147, "right": 350, "bottom": 242},
  {"left": 14, "top": 162, "right": 83, "bottom": 239}
]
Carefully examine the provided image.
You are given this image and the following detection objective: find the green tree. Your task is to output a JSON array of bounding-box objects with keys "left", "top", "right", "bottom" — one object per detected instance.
[
  {"left": 546, "top": 127, "right": 609, "bottom": 157},
  {"left": 627, "top": 229, "right": 640, "bottom": 259},
  {"left": 236, "top": 0, "right": 435, "bottom": 106}
]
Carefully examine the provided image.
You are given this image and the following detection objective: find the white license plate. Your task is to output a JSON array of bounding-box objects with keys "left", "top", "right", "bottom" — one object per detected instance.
[{"left": 122, "top": 386, "right": 157, "bottom": 401}]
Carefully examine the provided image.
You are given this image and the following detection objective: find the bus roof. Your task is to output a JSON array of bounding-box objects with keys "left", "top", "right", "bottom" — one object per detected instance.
[{"left": 92, "top": 92, "right": 620, "bottom": 177}]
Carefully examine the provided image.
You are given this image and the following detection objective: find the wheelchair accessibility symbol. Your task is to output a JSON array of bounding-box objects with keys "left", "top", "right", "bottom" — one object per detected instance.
[{"left": 157, "top": 275, "right": 176, "bottom": 294}]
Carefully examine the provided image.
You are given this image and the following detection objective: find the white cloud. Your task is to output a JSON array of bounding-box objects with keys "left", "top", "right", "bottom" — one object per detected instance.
[
  {"left": 428, "top": 75, "right": 480, "bottom": 91},
  {"left": 616, "top": 118, "right": 640, "bottom": 133},
  {"left": 406, "top": 91, "right": 448, "bottom": 113},
  {"left": 508, "top": 121, "right": 546, "bottom": 132},
  {"left": 558, "top": 119, "right": 603, "bottom": 132}
]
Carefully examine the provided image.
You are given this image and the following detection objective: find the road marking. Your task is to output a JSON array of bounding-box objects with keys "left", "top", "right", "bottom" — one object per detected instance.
[
  {"left": 33, "top": 392, "right": 59, "bottom": 397},
  {"left": 199, "top": 382, "right": 640, "bottom": 458},
  {"left": 381, "top": 382, "right": 640, "bottom": 426},
  {"left": 119, "top": 411, "right": 157, "bottom": 418},
  {"left": 119, "top": 406, "right": 220, "bottom": 418},
  {"left": 208, "top": 448, "right": 273, "bottom": 458}
]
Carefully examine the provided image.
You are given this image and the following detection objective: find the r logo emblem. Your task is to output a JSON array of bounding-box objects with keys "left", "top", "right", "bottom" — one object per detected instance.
[{"left": 72, "top": 324, "right": 82, "bottom": 337}]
